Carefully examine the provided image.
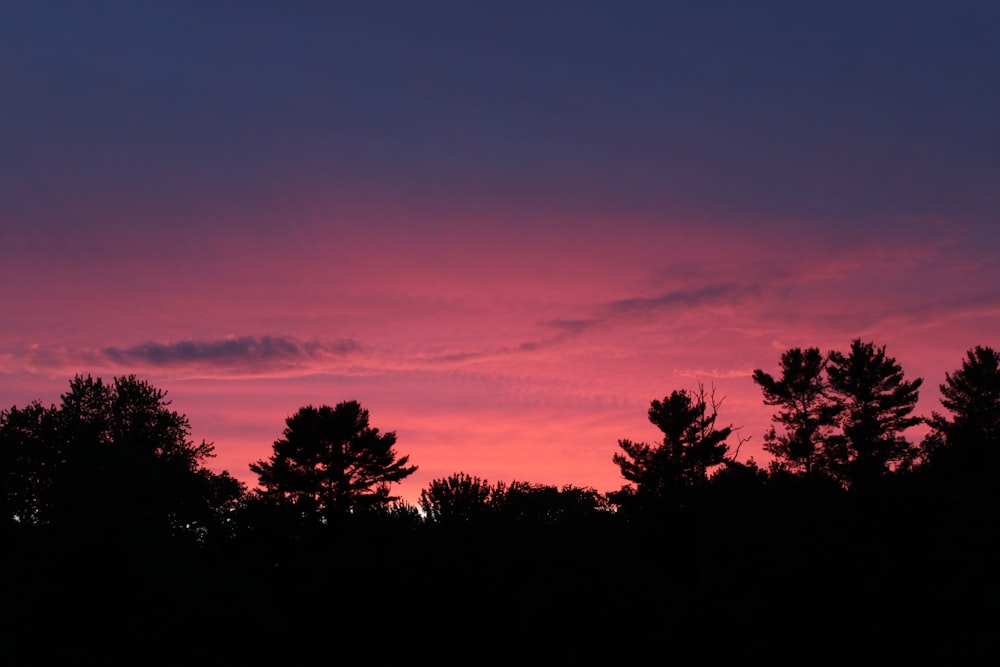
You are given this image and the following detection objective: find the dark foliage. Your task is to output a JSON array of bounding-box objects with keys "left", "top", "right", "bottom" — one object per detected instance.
[
  {"left": 924, "top": 345, "right": 1000, "bottom": 475},
  {"left": 753, "top": 347, "right": 839, "bottom": 476},
  {"left": 0, "top": 374, "right": 243, "bottom": 540},
  {"left": 250, "top": 401, "right": 416, "bottom": 522},
  {"left": 613, "top": 384, "right": 731, "bottom": 510},
  {"left": 420, "top": 472, "right": 611, "bottom": 528},
  {"left": 2, "top": 362, "right": 997, "bottom": 663},
  {"left": 755, "top": 341, "right": 923, "bottom": 489},
  {"left": 826, "top": 340, "right": 922, "bottom": 487},
  {"left": 490, "top": 480, "right": 611, "bottom": 525},
  {"left": 419, "top": 471, "right": 495, "bottom": 524}
]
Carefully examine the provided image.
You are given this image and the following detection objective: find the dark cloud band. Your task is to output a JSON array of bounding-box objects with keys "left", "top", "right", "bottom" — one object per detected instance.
[{"left": 101, "top": 336, "right": 361, "bottom": 369}]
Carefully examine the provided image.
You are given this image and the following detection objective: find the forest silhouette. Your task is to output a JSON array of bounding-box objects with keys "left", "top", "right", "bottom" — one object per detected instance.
[{"left": 1, "top": 341, "right": 997, "bottom": 662}]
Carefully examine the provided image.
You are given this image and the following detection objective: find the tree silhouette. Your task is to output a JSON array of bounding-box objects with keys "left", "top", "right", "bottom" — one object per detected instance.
[
  {"left": 491, "top": 481, "right": 610, "bottom": 525},
  {"left": 924, "top": 346, "right": 1000, "bottom": 473},
  {"left": 0, "top": 401, "right": 59, "bottom": 526},
  {"left": 0, "top": 375, "right": 244, "bottom": 538},
  {"left": 826, "top": 340, "right": 922, "bottom": 488},
  {"left": 250, "top": 401, "right": 416, "bottom": 522},
  {"left": 753, "top": 347, "right": 839, "bottom": 476},
  {"left": 419, "top": 472, "right": 494, "bottom": 524},
  {"left": 613, "top": 385, "right": 731, "bottom": 506}
]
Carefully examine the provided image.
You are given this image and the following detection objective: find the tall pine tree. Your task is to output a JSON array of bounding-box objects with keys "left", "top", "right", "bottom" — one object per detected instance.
[
  {"left": 826, "top": 340, "right": 922, "bottom": 488},
  {"left": 251, "top": 401, "right": 416, "bottom": 522},
  {"left": 925, "top": 346, "right": 1000, "bottom": 474},
  {"left": 613, "top": 385, "right": 730, "bottom": 508},
  {"left": 753, "top": 347, "right": 839, "bottom": 476}
]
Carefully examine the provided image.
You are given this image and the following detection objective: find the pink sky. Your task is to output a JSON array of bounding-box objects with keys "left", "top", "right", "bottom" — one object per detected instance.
[
  {"left": 2, "top": 3, "right": 998, "bottom": 506},
  {"left": 2, "top": 209, "right": 995, "bottom": 505}
]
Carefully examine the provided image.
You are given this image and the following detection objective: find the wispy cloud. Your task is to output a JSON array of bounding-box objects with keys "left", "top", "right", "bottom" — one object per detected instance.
[
  {"left": 3, "top": 335, "right": 363, "bottom": 379},
  {"left": 608, "top": 283, "right": 757, "bottom": 316},
  {"left": 407, "top": 319, "right": 599, "bottom": 369},
  {"left": 544, "top": 318, "right": 598, "bottom": 335},
  {"left": 404, "top": 285, "right": 761, "bottom": 371},
  {"left": 675, "top": 367, "right": 756, "bottom": 380},
  {"left": 413, "top": 342, "right": 548, "bottom": 367}
]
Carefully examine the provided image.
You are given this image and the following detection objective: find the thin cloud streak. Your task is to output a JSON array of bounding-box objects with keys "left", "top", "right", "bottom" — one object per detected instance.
[
  {"left": 4, "top": 336, "right": 363, "bottom": 379},
  {"left": 607, "top": 283, "right": 759, "bottom": 317},
  {"left": 675, "top": 367, "right": 757, "bottom": 381},
  {"left": 544, "top": 318, "right": 599, "bottom": 335}
]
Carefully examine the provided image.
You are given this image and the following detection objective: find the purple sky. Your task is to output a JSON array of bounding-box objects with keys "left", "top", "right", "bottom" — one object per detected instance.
[{"left": 2, "top": 1, "right": 999, "bottom": 504}]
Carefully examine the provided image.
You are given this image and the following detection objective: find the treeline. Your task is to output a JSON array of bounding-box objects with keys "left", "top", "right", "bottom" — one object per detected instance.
[{"left": 1, "top": 340, "right": 997, "bottom": 662}]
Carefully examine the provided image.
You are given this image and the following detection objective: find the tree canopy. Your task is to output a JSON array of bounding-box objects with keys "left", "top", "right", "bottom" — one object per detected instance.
[
  {"left": 1, "top": 357, "right": 997, "bottom": 662},
  {"left": 825, "top": 340, "right": 922, "bottom": 487},
  {"left": 753, "top": 340, "right": 925, "bottom": 489},
  {"left": 0, "top": 374, "right": 243, "bottom": 538},
  {"left": 250, "top": 401, "right": 416, "bottom": 522},
  {"left": 752, "top": 347, "right": 838, "bottom": 476},
  {"left": 925, "top": 346, "right": 1000, "bottom": 474},
  {"left": 419, "top": 472, "right": 495, "bottom": 524},
  {"left": 613, "top": 385, "right": 731, "bottom": 507}
]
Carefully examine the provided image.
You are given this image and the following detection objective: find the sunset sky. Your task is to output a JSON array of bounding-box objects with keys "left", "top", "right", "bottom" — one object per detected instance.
[{"left": 2, "top": 1, "right": 999, "bottom": 505}]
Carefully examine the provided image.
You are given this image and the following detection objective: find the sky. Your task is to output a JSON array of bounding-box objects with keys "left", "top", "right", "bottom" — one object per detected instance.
[{"left": 2, "top": 1, "right": 999, "bottom": 506}]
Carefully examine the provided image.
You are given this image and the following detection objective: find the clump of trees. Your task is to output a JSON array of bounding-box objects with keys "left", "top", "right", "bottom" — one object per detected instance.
[
  {"left": 0, "top": 374, "right": 243, "bottom": 540},
  {"left": 419, "top": 472, "right": 609, "bottom": 526},
  {"left": 606, "top": 339, "right": 998, "bottom": 508},
  {"left": 752, "top": 339, "right": 922, "bottom": 489},
  {"left": 1, "top": 347, "right": 998, "bottom": 661},
  {"left": 419, "top": 472, "right": 495, "bottom": 524},
  {"left": 2, "top": 342, "right": 997, "bottom": 536}
]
